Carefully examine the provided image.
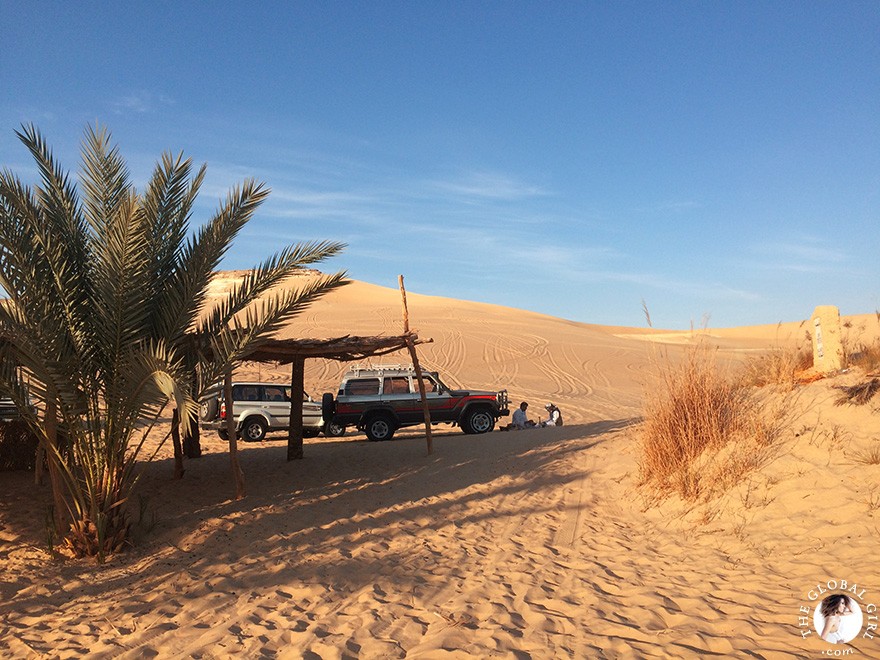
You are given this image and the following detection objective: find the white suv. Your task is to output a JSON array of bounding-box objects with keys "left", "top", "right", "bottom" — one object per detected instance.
[{"left": 199, "top": 382, "right": 324, "bottom": 442}]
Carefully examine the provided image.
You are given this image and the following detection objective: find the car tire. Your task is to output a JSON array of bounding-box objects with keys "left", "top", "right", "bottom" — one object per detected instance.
[
  {"left": 200, "top": 396, "right": 219, "bottom": 422},
  {"left": 324, "top": 421, "right": 346, "bottom": 437},
  {"left": 242, "top": 416, "right": 268, "bottom": 442},
  {"left": 303, "top": 428, "right": 320, "bottom": 438},
  {"left": 321, "top": 393, "right": 336, "bottom": 422},
  {"left": 461, "top": 407, "right": 495, "bottom": 434},
  {"left": 364, "top": 413, "right": 396, "bottom": 442},
  {"left": 218, "top": 428, "right": 229, "bottom": 441}
]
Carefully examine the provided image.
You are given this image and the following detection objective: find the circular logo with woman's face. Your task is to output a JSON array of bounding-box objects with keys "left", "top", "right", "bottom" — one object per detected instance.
[{"left": 813, "top": 593, "right": 864, "bottom": 644}]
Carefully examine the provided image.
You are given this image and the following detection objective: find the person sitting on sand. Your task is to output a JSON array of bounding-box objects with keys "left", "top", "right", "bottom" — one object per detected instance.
[
  {"left": 539, "top": 403, "right": 563, "bottom": 427},
  {"left": 512, "top": 401, "right": 536, "bottom": 429},
  {"left": 820, "top": 593, "right": 854, "bottom": 644},
  {"left": 501, "top": 401, "right": 536, "bottom": 430}
]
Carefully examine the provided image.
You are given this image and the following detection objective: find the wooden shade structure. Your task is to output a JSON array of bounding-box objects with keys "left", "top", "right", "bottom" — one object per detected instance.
[{"left": 216, "top": 332, "right": 433, "bottom": 466}]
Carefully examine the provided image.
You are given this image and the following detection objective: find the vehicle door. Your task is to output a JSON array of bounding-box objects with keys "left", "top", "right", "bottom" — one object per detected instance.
[
  {"left": 417, "top": 373, "right": 457, "bottom": 423},
  {"left": 298, "top": 389, "right": 323, "bottom": 429},
  {"left": 262, "top": 384, "right": 289, "bottom": 429},
  {"left": 378, "top": 375, "right": 420, "bottom": 423},
  {"left": 231, "top": 384, "right": 262, "bottom": 421}
]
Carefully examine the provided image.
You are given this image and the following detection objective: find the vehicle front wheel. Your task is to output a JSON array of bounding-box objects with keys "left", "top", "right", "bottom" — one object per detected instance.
[
  {"left": 242, "top": 417, "right": 268, "bottom": 442},
  {"left": 461, "top": 407, "right": 495, "bottom": 434},
  {"left": 364, "top": 414, "right": 396, "bottom": 442},
  {"left": 324, "top": 421, "right": 346, "bottom": 437}
]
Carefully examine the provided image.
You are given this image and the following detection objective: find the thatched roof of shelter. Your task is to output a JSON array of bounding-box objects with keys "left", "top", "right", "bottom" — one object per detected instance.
[{"left": 226, "top": 333, "right": 432, "bottom": 365}]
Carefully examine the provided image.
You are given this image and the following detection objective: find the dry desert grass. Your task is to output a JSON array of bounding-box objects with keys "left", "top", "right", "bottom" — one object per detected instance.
[{"left": 638, "top": 343, "right": 793, "bottom": 503}]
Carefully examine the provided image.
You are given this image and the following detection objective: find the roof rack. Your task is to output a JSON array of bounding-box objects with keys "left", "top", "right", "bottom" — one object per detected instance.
[{"left": 345, "top": 363, "right": 414, "bottom": 376}]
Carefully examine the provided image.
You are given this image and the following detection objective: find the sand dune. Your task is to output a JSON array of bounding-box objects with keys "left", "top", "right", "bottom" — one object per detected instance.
[{"left": 2, "top": 275, "right": 879, "bottom": 658}]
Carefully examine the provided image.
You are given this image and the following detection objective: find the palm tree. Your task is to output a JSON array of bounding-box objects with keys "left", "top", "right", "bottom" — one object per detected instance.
[{"left": 0, "top": 124, "right": 347, "bottom": 560}]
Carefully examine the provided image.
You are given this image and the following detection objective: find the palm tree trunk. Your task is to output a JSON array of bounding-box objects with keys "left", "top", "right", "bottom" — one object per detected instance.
[
  {"left": 44, "top": 396, "right": 66, "bottom": 537},
  {"left": 182, "top": 408, "right": 201, "bottom": 458},
  {"left": 183, "top": 365, "right": 202, "bottom": 458},
  {"left": 34, "top": 442, "right": 45, "bottom": 486}
]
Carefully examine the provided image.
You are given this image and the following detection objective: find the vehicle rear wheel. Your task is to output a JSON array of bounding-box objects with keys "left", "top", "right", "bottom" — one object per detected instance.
[
  {"left": 461, "top": 407, "right": 495, "bottom": 434},
  {"left": 242, "top": 417, "right": 268, "bottom": 442},
  {"left": 324, "top": 421, "right": 346, "bottom": 437},
  {"left": 303, "top": 427, "right": 320, "bottom": 438},
  {"left": 218, "top": 428, "right": 229, "bottom": 440},
  {"left": 364, "top": 413, "right": 396, "bottom": 442}
]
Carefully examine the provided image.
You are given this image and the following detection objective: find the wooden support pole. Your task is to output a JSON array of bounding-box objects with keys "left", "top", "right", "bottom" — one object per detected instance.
[
  {"left": 399, "top": 275, "right": 433, "bottom": 455},
  {"left": 287, "top": 355, "right": 305, "bottom": 461},
  {"left": 171, "top": 407, "right": 184, "bottom": 479},
  {"left": 224, "top": 369, "right": 246, "bottom": 499}
]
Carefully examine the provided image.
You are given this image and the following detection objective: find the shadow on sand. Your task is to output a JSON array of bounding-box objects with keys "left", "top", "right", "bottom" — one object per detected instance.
[{"left": 1, "top": 416, "right": 642, "bottom": 629}]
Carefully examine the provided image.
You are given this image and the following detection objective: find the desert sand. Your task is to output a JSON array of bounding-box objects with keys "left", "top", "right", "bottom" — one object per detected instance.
[{"left": 2, "top": 273, "right": 880, "bottom": 658}]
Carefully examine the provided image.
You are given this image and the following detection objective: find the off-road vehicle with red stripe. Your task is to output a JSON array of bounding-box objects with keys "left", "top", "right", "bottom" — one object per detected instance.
[{"left": 321, "top": 365, "right": 509, "bottom": 442}]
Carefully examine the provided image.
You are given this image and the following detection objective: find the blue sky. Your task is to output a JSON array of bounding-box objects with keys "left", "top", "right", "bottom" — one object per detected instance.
[{"left": 2, "top": 2, "right": 878, "bottom": 329}]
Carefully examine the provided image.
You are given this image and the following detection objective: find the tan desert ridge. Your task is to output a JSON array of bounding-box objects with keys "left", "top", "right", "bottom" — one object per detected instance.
[{"left": 2, "top": 273, "right": 880, "bottom": 658}]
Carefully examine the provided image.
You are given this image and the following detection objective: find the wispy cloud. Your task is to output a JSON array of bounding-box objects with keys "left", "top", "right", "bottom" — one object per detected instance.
[
  {"left": 426, "top": 171, "right": 549, "bottom": 200},
  {"left": 749, "top": 237, "right": 848, "bottom": 273},
  {"left": 111, "top": 91, "right": 174, "bottom": 115},
  {"left": 634, "top": 199, "right": 703, "bottom": 214}
]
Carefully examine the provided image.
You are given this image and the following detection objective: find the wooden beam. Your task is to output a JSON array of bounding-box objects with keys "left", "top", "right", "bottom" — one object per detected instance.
[
  {"left": 399, "top": 275, "right": 433, "bottom": 455},
  {"left": 287, "top": 356, "right": 305, "bottom": 461}
]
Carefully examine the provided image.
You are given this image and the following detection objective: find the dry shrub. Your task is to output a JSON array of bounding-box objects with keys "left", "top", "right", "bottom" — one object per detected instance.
[
  {"left": 639, "top": 345, "right": 786, "bottom": 502},
  {"left": 741, "top": 346, "right": 812, "bottom": 389},
  {"left": 848, "top": 341, "right": 880, "bottom": 373},
  {"left": 850, "top": 442, "right": 880, "bottom": 466}
]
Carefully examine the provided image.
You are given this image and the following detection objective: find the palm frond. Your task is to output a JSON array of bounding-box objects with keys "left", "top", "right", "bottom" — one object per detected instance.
[
  {"left": 140, "top": 153, "right": 198, "bottom": 310},
  {"left": 80, "top": 124, "right": 131, "bottom": 237},
  {"left": 198, "top": 240, "right": 346, "bottom": 337},
  {"left": 15, "top": 124, "right": 92, "bottom": 293},
  {"left": 0, "top": 174, "right": 91, "bottom": 409},
  {"left": 152, "top": 178, "right": 270, "bottom": 342}
]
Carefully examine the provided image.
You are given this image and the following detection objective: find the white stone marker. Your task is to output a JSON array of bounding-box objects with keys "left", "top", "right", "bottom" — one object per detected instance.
[{"left": 811, "top": 305, "right": 844, "bottom": 374}]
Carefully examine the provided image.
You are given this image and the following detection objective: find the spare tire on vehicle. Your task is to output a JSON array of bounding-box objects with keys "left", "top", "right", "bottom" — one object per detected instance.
[
  {"left": 321, "top": 393, "right": 336, "bottom": 422},
  {"left": 200, "top": 395, "right": 219, "bottom": 422}
]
